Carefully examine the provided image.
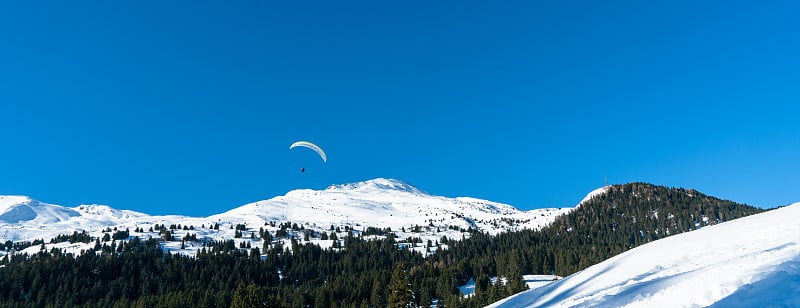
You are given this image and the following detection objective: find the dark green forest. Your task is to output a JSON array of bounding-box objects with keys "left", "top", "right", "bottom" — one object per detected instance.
[{"left": 0, "top": 183, "right": 765, "bottom": 307}]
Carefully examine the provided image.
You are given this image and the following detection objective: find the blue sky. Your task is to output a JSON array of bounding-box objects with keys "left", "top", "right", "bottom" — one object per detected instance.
[{"left": 1, "top": 1, "right": 798, "bottom": 216}]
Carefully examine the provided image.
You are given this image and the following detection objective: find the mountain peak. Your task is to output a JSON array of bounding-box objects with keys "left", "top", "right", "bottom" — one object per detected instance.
[
  {"left": 0, "top": 195, "right": 36, "bottom": 214},
  {"left": 325, "top": 178, "right": 426, "bottom": 195},
  {"left": 0, "top": 195, "right": 79, "bottom": 224},
  {"left": 0, "top": 195, "right": 34, "bottom": 206},
  {"left": 577, "top": 186, "right": 611, "bottom": 206}
]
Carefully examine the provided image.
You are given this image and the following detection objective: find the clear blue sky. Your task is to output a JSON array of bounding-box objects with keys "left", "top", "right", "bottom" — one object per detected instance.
[{"left": 1, "top": 1, "right": 798, "bottom": 216}]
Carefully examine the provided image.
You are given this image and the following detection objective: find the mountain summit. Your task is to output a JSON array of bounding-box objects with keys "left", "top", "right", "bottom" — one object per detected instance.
[
  {"left": 0, "top": 195, "right": 80, "bottom": 224},
  {"left": 325, "top": 178, "right": 426, "bottom": 195}
]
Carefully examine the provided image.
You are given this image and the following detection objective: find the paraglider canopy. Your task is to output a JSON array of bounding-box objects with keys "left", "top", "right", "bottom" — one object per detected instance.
[{"left": 289, "top": 141, "right": 327, "bottom": 163}]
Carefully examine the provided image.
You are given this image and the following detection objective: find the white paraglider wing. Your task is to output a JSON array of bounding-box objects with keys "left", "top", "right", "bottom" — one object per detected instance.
[{"left": 289, "top": 141, "right": 327, "bottom": 162}]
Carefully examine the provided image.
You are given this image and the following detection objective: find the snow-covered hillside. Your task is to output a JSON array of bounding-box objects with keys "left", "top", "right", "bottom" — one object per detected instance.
[
  {"left": 0, "top": 196, "right": 80, "bottom": 224},
  {"left": 0, "top": 178, "right": 588, "bottom": 257},
  {"left": 0, "top": 196, "right": 150, "bottom": 242},
  {"left": 489, "top": 202, "right": 800, "bottom": 307},
  {"left": 213, "top": 178, "right": 571, "bottom": 235}
]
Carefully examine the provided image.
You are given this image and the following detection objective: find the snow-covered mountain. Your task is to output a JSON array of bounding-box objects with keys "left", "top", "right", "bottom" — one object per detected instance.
[
  {"left": 0, "top": 195, "right": 150, "bottom": 243},
  {"left": 212, "top": 178, "right": 573, "bottom": 235},
  {"left": 489, "top": 202, "right": 800, "bottom": 307},
  {"left": 0, "top": 178, "right": 589, "bottom": 256},
  {"left": 0, "top": 195, "right": 80, "bottom": 224}
]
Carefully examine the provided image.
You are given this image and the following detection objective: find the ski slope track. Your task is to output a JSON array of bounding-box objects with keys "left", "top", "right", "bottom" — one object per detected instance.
[
  {"left": 0, "top": 178, "right": 588, "bottom": 257},
  {"left": 490, "top": 202, "right": 800, "bottom": 307}
]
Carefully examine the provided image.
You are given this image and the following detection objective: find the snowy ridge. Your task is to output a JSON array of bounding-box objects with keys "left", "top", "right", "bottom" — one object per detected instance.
[
  {"left": 0, "top": 196, "right": 79, "bottom": 224},
  {"left": 490, "top": 203, "right": 800, "bottom": 307},
  {"left": 325, "top": 178, "right": 426, "bottom": 195},
  {"left": 577, "top": 185, "right": 610, "bottom": 207},
  {"left": 0, "top": 178, "right": 598, "bottom": 256}
]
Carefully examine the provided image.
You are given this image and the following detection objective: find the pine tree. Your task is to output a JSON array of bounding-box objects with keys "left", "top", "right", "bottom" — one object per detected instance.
[
  {"left": 388, "top": 263, "right": 414, "bottom": 308},
  {"left": 370, "top": 278, "right": 387, "bottom": 307},
  {"left": 506, "top": 273, "right": 527, "bottom": 294},
  {"left": 231, "top": 283, "right": 266, "bottom": 308}
]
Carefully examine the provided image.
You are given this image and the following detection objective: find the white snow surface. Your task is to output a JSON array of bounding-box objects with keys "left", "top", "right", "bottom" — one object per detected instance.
[
  {"left": 0, "top": 195, "right": 150, "bottom": 243},
  {"left": 214, "top": 178, "right": 570, "bottom": 235},
  {"left": 0, "top": 178, "right": 592, "bottom": 256},
  {"left": 489, "top": 202, "right": 800, "bottom": 308},
  {"left": 0, "top": 196, "right": 80, "bottom": 224},
  {"left": 577, "top": 186, "right": 610, "bottom": 207}
]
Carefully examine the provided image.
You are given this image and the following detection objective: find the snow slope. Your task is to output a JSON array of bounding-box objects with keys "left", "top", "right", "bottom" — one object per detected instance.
[
  {"left": 0, "top": 195, "right": 151, "bottom": 242},
  {"left": 213, "top": 178, "right": 572, "bottom": 235},
  {"left": 459, "top": 275, "right": 562, "bottom": 298},
  {"left": 0, "top": 178, "right": 589, "bottom": 257},
  {"left": 0, "top": 196, "right": 79, "bottom": 224},
  {"left": 489, "top": 202, "right": 800, "bottom": 307}
]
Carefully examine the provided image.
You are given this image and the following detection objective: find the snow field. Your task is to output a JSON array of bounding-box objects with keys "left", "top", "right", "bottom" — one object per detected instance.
[{"left": 490, "top": 203, "right": 800, "bottom": 307}]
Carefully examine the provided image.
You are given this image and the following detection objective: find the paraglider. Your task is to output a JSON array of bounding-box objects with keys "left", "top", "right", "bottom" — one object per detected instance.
[
  {"left": 290, "top": 141, "right": 326, "bottom": 162},
  {"left": 290, "top": 141, "right": 326, "bottom": 173}
]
